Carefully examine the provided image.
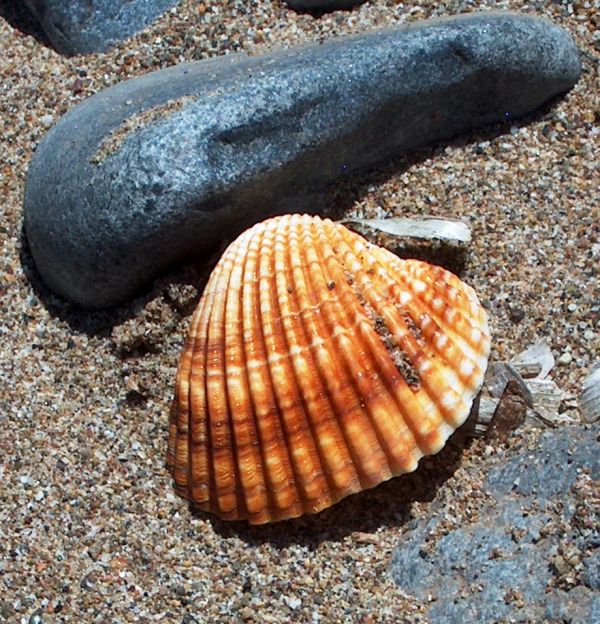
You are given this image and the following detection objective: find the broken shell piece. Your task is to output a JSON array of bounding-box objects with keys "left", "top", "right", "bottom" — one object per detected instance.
[
  {"left": 464, "top": 362, "right": 532, "bottom": 438},
  {"left": 167, "top": 214, "right": 491, "bottom": 523},
  {"left": 509, "top": 361, "right": 542, "bottom": 379},
  {"left": 467, "top": 394, "right": 498, "bottom": 437},
  {"left": 341, "top": 216, "right": 471, "bottom": 274},
  {"left": 486, "top": 378, "right": 529, "bottom": 443},
  {"left": 341, "top": 217, "right": 471, "bottom": 243},
  {"left": 510, "top": 338, "right": 555, "bottom": 379},
  {"left": 526, "top": 378, "right": 567, "bottom": 425},
  {"left": 486, "top": 362, "right": 533, "bottom": 406},
  {"left": 580, "top": 364, "right": 600, "bottom": 423},
  {"left": 510, "top": 339, "right": 573, "bottom": 426}
]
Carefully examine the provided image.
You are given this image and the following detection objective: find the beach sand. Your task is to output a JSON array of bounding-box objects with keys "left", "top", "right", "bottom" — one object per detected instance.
[{"left": 0, "top": 1, "right": 598, "bottom": 621}]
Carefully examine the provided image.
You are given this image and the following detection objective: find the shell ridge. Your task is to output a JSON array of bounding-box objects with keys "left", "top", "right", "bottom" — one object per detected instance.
[
  {"left": 301, "top": 219, "right": 396, "bottom": 486},
  {"left": 408, "top": 279, "right": 487, "bottom": 367},
  {"left": 168, "top": 314, "right": 194, "bottom": 474},
  {"left": 239, "top": 226, "right": 279, "bottom": 522},
  {"left": 336, "top": 229, "right": 425, "bottom": 385},
  {"left": 170, "top": 264, "right": 218, "bottom": 482},
  {"left": 402, "top": 292, "right": 487, "bottom": 393},
  {"left": 390, "top": 300, "right": 478, "bottom": 432},
  {"left": 354, "top": 238, "right": 490, "bottom": 434},
  {"left": 344, "top": 233, "right": 480, "bottom": 434},
  {"left": 185, "top": 259, "right": 228, "bottom": 505},
  {"left": 188, "top": 256, "right": 228, "bottom": 512},
  {"left": 294, "top": 218, "right": 376, "bottom": 489},
  {"left": 382, "top": 252, "right": 490, "bottom": 366},
  {"left": 377, "top": 253, "right": 491, "bottom": 401},
  {"left": 225, "top": 230, "right": 271, "bottom": 521},
  {"left": 333, "top": 223, "right": 466, "bottom": 453},
  {"left": 222, "top": 236, "right": 262, "bottom": 520},
  {"left": 256, "top": 218, "right": 311, "bottom": 520},
  {"left": 285, "top": 218, "right": 338, "bottom": 506},
  {"left": 243, "top": 224, "right": 298, "bottom": 522},
  {"left": 318, "top": 221, "right": 425, "bottom": 471},
  {"left": 206, "top": 246, "right": 243, "bottom": 518},
  {"left": 426, "top": 264, "right": 487, "bottom": 349},
  {"left": 269, "top": 216, "right": 340, "bottom": 515},
  {"left": 178, "top": 286, "right": 207, "bottom": 500},
  {"left": 193, "top": 305, "right": 215, "bottom": 512},
  {"left": 369, "top": 269, "right": 469, "bottom": 412},
  {"left": 285, "top": 216, "right": 362, "bottom": 509}
]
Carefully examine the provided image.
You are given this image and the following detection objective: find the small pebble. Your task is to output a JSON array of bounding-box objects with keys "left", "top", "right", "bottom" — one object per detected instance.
[
  {"left": 28, "top": 611, "right": 44, "bottom": 624},
  {"left": 558, "top": 352, "right": 573, "bottom": 365},
  {"left": 39, "top": 114, "right": 54, "bottom": 128},
  {"left": 509, "top": 306, "right": 525, "bottom": 323},
  {"left": 285, "top": 596, "right": 302, "bottom": 610},
  {"left": 72, "top": 77, "right": 84, "bottom": 94},
  {"left": 0, "top": 603, "right": 13, "bottom": 619}
]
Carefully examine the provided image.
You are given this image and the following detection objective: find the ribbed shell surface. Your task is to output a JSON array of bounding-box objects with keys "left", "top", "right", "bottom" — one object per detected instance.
[{"left": 167, "top": 214, "right": 491, "bottom": 524}]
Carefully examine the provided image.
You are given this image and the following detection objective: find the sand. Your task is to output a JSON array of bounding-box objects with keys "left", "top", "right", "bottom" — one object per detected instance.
[{"left": 0, "top": 0, "right": 598, "bottom": 622}]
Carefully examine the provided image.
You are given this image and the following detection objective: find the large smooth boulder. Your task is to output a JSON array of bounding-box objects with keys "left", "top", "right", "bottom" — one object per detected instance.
[
  {"left": 24, "top": 12, "right": 581, "bottom": 308},
  {"left": 20, "top": 0, "right": 179, "bottom": 55},
  {"left": 390, "top": 426, "right": 600, "bottom": 623}
]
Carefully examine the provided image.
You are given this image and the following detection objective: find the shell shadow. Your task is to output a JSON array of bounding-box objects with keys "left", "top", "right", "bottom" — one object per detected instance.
[
  {"left": 19, "top": 227, "right": 133, "bottom": 338},
  {"left": 0, "top": 0, "right": 52, "bottom": 49},
  {"left": 189, "top": 430, "right": 472, "bottom": 548},
  {"left": 320, "top": 92, "right": 570, "bottom": 218},
  {"left": 287, "top": 2, "right": 367, "bottom": 18},
  {"left": 18, "top": 221, "right": 216, "bottom": 338}
]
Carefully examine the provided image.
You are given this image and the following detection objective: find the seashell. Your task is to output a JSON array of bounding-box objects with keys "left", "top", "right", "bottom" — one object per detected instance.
[
  {"left": 167, "top": 214, "right": 491, "bottom": 524},
  {"left": 580, "top": 363, "right": 600, "bottom": 423}
]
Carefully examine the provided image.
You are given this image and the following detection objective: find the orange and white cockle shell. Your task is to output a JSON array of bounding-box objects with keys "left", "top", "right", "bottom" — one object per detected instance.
[{"left": 167, "top": 214, "right": 490, "bottom": 524}]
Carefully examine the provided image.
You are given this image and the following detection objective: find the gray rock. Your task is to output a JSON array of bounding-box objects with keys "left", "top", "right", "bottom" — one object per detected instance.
[
  {"left": 285, "top": 1, "right": 366, "bottom": 12},
  {"left": 582, "top": 549, "right": 600, "bottom": 590},
  {"left": 20, "top": 0, "right": 178, "bottom": 55},
  {"left": 485, "top": 426, "right": 600, "bottom": 498},
  {"left": 390, "top": 427, "right": 600, "bottom": 624},
  {"left": 545, "top": 588, "right": 600, "bottom": 624},
  {"left": 24, "top": 12, "right": 581, "bottom": 308}
]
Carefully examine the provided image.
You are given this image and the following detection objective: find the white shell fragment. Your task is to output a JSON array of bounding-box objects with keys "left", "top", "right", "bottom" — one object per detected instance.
[
  {"left": 510, "top": 338, "right": 555, "bottom": 379},
  {"left": 486, "top": 362, "right": 533, "bottom": 406},
  {"left": 468, "top": 395, "right": 499, "bottom": 437},
  {"left": 527, "top": 378, "right": 567, "bottom": 425},
  {"left": 468, "top": 338, "right": 583, "bottom": 436},
  {"left": 341, "top": 217, "right": 472, "bottom": 243},
  {"left": 466, "top": 363, "right": 531, "bottom": 438},
  {"left": 510, "top": 362, "right": 542, "bottom": 379},
  {"left": 580, "top": 363, "right": 600, "bottom": 423}
]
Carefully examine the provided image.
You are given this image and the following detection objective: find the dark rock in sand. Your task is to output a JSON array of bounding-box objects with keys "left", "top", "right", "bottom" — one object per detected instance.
[
  {"left": 24, "top": 12, "right": 581, "bottom": 307},
  {"left": 20, "top": 0, "right": 178, "bottom": 55},
  {"left": 390, "top": 426, "right": 600, "bottom": 624}
]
